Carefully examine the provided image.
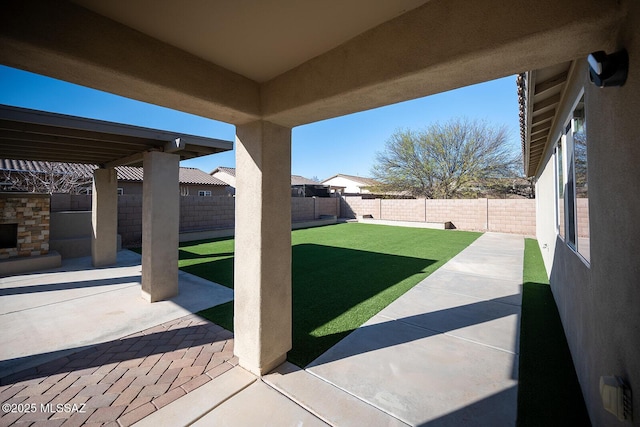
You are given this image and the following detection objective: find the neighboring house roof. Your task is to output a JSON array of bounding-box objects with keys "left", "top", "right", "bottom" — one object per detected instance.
[
  {"left": 322, "top": 174, "right": 381, "bottom": 187},
  {"left": 211, "top": 167, "right": 321, "bottom": 186},
  {"left": 210, "top": 166, "right": 236, "bottom": 177},
  {"left": 178, "top": 168, "right": 227, "bottom": 185},
  {"left": 0, "top": 159, "right": 96, "bottom": 176},
  {"left": 291, "top": 175, "right": 320, "bottom": 186},
  {"left": 0, "top": 159, "right": 227, "bottom": 186}
]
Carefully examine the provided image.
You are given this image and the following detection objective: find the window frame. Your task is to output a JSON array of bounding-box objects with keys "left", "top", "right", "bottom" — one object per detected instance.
[{"left": 555, "top": 90, "right": 590, "bottom": 266}]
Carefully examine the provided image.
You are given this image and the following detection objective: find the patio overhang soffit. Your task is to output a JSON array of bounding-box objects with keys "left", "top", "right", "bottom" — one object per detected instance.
[
  {"left": 518, "top": 61, "right": 573, "bottom": 178},
  {"left": 0, "top": 104, "right": 233, "bottom": 167},
  {"left": 0, "top": 0, "right": 624, "bottom": 129}
]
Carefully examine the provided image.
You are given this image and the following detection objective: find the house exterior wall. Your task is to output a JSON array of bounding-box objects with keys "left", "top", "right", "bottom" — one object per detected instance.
[
  {"left": 533, "top": 7, "right": 640, "bottom": 424},
  {"left": 211, "top": 170, "right": 236, "bottom": 188},
  {"left": 323, "top": 176, "right": 369, "bottom": 194},
  {"left": 179, "top": 185, "right": 229, "bottom": 197}
]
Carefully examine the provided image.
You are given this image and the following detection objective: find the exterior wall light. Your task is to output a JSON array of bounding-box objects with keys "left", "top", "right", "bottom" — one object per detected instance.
[{"left": 587, "top": 49, "right": 629, "bottom": 87}]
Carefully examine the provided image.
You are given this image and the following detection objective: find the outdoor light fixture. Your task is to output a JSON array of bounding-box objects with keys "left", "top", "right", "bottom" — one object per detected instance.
[{"left": 588, "top": 49, "right": 629, "bottom": 87}]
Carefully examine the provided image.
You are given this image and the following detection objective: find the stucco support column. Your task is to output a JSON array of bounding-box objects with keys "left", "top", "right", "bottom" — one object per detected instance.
[
  {"left": 234, "top": 121, "right": 292, "bottom": 375},
  {"left": 91, "top": 168, "right": 118, "bottom": 267},
  {"left": 141, "top": 151, "right": 180, "bottom": 302}
]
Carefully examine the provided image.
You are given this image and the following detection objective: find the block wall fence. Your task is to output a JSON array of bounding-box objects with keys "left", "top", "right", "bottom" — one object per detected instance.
[
  {"left": 50, "top": 194, "right": 537, "bottom": 245},
  {"left": 52, "top": 194, "right": 341, "bottom": 245},
  {"left": 341, "top": 196, "right": 537, "bottom": 236}
]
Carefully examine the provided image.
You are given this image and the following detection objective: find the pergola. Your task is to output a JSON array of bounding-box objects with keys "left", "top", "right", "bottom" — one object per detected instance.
[
  {"left": 0, "top": 0, "right": 625, "bottom": 376},
  {"left": 0, "top": 104, "right": 232, "bottom": 301}
]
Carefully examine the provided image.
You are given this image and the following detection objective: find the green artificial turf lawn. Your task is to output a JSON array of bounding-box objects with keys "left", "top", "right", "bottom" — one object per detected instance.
[
  {"left": 517, "top": 238, "right": 590, "bottom": 426},
  {"left": 183, "top": 223, "right": 480, "bottom": 367}
]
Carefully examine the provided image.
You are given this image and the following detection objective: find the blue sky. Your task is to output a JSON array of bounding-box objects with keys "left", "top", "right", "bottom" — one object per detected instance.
[{"left": 0, "top": 65, "right": 520, "bottom": 181}]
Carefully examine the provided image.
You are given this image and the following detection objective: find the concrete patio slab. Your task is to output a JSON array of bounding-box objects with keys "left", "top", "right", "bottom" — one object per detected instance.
[
  {"left": 264, "top": 362, "right": 409, "bottom": 427},
  {"left": 423, "top": 268, "right": 523, "bottom": 306},
  {"left": 0, "top": 250, "right": 233, "bottom": 379},
  {"left": 133, "top": 366, "right": 257, "bottom": 427},
  {"left": 192, "top": 379, "right": 329, "bottom": 427},
  {"left": 378, "top": 286, "right": 521, "bottom": 353},
  {"left": 307, "top": 313, "right": 518, "bottom": 426},
  {"left": 439, "top": 233, "right": 524, "bottom": 282}
]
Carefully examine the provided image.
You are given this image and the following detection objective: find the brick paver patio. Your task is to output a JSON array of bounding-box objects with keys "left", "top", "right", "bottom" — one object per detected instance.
[{"left": 0, "top": 314, "right": 237, "bottom": 426}]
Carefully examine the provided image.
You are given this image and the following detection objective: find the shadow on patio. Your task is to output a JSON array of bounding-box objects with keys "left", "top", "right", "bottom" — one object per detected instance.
[
  {"left": 0, "top": 315, "right": 238, "bottom": 426},
  {"left": 0, "top": 249, "right": 233, "bottom": 379}
]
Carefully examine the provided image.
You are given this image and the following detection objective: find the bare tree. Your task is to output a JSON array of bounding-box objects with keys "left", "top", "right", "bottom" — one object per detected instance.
[
  {"left": 1, "top": 162, "right": 92, "bottom": 194},
  {"left": 371, "top": 118, "right": 521, "bottom": 199}
]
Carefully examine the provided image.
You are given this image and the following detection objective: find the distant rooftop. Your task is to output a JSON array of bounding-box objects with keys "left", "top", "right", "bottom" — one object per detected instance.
[
  {"left": 212, "top": 167, "right": 321, "bottom": 186},
  {"left": 0, "top": 159, "right": 227, "bottom": 186},
  {"left": 322, "top": 173, "right": 380, "bottom": 187},
  {"left": 291, "top": 175, "right": 321, "bottom": 186},
  {"left": 211, "top": 166, "right": 236, "bottom": 177}
]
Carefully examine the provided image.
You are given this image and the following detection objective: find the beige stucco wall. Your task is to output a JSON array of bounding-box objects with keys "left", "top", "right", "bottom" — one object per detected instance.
[
  {"left": 534, "top": 5, "right": 640, "bottom": 424},
  {"left": 534, "top": 156, "right": 557, "bottom": 275},
  {"left": 211, "top": 171, "right": 236, "bottom": 188}
]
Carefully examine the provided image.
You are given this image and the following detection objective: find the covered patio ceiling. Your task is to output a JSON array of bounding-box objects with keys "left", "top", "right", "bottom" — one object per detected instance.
[
  {"left": 0, "top": 0, "right": 630, "bottom": 377},
  {"left": 0, "top": 0, "right": 624, "bottom": 128},
  {"left": 0, "top": 104, "right": 233, "bottom": 167},
  {"left": 72, "top": 0, "right": 430, "bottom": 84}
]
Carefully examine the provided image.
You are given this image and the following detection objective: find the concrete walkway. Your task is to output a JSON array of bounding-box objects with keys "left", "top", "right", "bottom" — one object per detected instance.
[
  {"left": 0, "top": 232, "right": 523, "bottom": 426},
  {"left": 139, "top": 232, "right": 524, "bottom": 426}
]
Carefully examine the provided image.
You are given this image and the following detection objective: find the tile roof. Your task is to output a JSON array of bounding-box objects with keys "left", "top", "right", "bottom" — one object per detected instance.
[
  {"left": 212, "top": 167, "right": 322, "bottom": 186},
  {"left": 0, "top": 159, "right": 96, "bottom": 176},
  {"left": 179, "top": 167, "right": 227, "bottom": 185},
  {"left": 0, "top": 159, "right": 227, "bottom": 186},
  {"left": 291, "top": 175, "right": 320, "bottom": 186},
  {"left": 211, "top": 166, "right": 236, "bottom": 177}
]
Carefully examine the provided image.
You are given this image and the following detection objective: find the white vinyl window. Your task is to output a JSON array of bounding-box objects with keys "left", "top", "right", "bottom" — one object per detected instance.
[{"left": 199, "top": 190, "right": 212, "bottom": 197}]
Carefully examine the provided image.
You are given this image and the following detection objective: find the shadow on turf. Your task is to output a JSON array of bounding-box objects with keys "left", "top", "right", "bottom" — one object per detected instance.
[
  {"left": 178, "top": 249, "right": 234, "bottom": 261},
  {"left": 197, "top": 243, "right": 440, "bottom": 366},
  {"left": 516, "top": 281, "right": 591, "bottom": 427}
]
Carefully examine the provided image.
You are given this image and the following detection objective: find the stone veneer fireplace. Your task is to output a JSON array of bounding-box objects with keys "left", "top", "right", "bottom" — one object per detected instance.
[{"left": 0, "top": 193, "right": 50, "bottom": 259}]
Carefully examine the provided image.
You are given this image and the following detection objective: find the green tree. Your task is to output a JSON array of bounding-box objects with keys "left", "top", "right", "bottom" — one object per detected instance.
[{"left": 371, "top": 118, "right": 521, "bottom": 199}]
